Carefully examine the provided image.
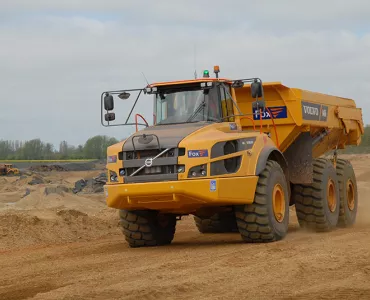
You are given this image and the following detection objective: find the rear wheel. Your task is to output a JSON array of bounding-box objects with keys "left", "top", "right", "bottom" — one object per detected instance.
[
  {"left": 293, "top": 158, "right": 340, "bottom": 231},
  {"left": 194, "top": 211, "right": 238, "bottom": 233},
  {"left": 336, "top": 159, "right": 358, "bottom": 227},
  {"left": 235, "top": 160, "right": 289, "bottom": 243},
  {"left": 119, "top": 210, "right": 176, "bottom": 248}
]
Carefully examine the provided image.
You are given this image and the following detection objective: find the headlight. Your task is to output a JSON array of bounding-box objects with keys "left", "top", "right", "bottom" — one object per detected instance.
[
  {"left": 109, "top": 170, "right": 118, "bottom": 182},
  {"left": 188, "top": 164, "right": 207, "bottom": 178},
  {"left": 119, "top": 169, "right": 125, "bottom": 176},
  {"left": 107, "top": 155, "right": 117, "bottom": 163},
  {"left": 177, "top": 165, "right": 185, "bottom": 173}
]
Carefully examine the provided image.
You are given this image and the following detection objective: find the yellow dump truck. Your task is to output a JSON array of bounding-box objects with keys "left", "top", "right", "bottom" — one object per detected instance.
[
  {"left": 101, "top": 66, "right": 364, "bottom": 247},
  {"left": 0, "top": 164, "right": 20, "bottom": 176}
]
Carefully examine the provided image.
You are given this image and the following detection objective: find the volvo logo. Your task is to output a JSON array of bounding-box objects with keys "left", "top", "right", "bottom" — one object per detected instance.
[
  {"left": 303, "top": 105, "right": 319, "bottom": 116},
  {"left": 130, "top": 148, "right": 171, "bottom": 177},
  {"left": 145, "top": 158, "right": 153, "bottom": 167}
]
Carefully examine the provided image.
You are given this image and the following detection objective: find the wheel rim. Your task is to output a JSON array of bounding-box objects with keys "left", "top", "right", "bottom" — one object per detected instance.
[
  {"left": 327, "top": 179, "right": 337, "bottom": 212},
  {"left": 272, "top": 183, "right": 285, "bottom": 223},
  {"left": 346, "top": 180, "right": 355, "bottom": 211}
]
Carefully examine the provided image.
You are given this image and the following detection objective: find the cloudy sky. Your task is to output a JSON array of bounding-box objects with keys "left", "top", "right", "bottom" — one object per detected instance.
[{"left": 1, "top": 0, "right": 370, "bottom": 147}]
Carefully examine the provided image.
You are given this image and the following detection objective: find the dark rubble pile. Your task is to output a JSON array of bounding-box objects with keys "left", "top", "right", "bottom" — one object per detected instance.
[
  {"left": 27, "top": 162, "right": 97, "bottom": 172},
  {"left": 44, "top": 185, "right": 71, "bottom": 196},
  {"left": 29, "top": 165, "right": 67, "bottom": 172},
  {"left": 72, "top": 172, "right": 107, "bottom": 194}
]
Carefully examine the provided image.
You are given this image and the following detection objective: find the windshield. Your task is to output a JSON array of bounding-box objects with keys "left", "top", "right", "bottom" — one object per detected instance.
[{"left": 155, "top": 86, "right": 222, "bottom": 125}]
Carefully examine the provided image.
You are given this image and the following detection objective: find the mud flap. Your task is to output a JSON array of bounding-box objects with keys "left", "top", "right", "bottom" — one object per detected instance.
[{"left": 283, "top": 132, "right": 313, "bottom": 185}]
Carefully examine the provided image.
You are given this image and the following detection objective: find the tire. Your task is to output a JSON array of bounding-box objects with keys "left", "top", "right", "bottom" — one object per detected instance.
[
  {"left": 234, "top": 160, "right": 289, "bottom": 243},
  {"left": 293, "top": 158, "right": 340, "bottom": 231},
  {"left": 194, "top": 211, "right": 238, "bottom": 233},
  {"left": 336, "top": 159, "right": 358, "bottom": 227},
  {"left": 119, "top": 210, "right": 176, "bottom": 248},
  {"left": 7, "top": 171, "right": 14, "bottom": 177}
]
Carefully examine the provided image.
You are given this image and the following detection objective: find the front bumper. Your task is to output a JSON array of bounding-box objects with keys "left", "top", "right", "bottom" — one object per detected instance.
[{"left": 104, "top": 176, "right": 259, "bottom": 213}]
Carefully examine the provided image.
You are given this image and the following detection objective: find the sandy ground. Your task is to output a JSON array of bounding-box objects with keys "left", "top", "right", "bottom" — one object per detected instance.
[{"left": 0, "top": 155, "right": 370, "bottom": 299}]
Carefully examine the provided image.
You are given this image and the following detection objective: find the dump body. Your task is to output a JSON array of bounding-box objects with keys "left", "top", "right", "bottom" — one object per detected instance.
[
  {"left": 234, "top": 82, "right": 364, "bottom": 155},
  {"left": 233, "top": 82, "right": 364, "bottom": 185}
]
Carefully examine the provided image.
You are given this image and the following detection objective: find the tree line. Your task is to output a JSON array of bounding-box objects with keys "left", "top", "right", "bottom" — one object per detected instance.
[
  {"left": 0, "top": 135, "right": 120, "bottom": 160},
  {"left": 339, "top": 125, "right": 370, "bottom": 154},
  {"left": 0, "top": 126, "right": 369, "bottom": 160}
]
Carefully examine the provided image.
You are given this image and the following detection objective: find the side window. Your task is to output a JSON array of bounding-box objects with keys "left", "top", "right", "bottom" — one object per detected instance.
[
  {"left": 220, "top": 85, "right": 234, "bottom": 122},
  {"left": 206, "top": 87, "right": 220, "bottom": 120},
  {"left": 155, "top": 97, "right": 168, "bottom": 123},
  {"left": 162, "top": 102, "right": 167, "bottom": 119}
]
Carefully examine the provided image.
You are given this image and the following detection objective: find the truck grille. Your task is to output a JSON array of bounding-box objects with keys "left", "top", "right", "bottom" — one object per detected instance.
[
  {"left": 125, "top": 165, "right": 177, "bottom": 176},
  {"left": 120, "top": 148, "right": 185, "bottom": 183}
]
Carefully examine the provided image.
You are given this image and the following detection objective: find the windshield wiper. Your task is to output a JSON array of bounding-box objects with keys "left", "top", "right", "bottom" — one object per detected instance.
[{"left": 186, "top": 100, "right": 206, "bottom": 122}]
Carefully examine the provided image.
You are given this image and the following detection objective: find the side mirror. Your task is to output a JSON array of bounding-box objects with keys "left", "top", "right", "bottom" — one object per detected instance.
[
  {"left": 231, "top": 80, "right": 244, "bottom": 88},
  {"left": 104, "top": 93, "right": 114, "bottom": 111},
  {"left": 105, "top": 112, "right": 115, "bottom": 121},
  {"left": 251, "top": 81, "right": 263, "bottom": 98},
  {"left": 118, "top": 92, "right": 131, "bottom": 100},
  {"left": 252, "top": 100, "right": 266, "bottom": 111}
]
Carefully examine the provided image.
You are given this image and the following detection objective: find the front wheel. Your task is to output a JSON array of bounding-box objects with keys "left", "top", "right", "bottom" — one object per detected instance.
[
  {"left": 235, "top": 160, "right": 289, "bottom": 243},
  {"left": 119, "top": 210, "right": 176, "bottom": 248},
  {"left": 194, "top": 211, "right": 238, "bottom": 233}
]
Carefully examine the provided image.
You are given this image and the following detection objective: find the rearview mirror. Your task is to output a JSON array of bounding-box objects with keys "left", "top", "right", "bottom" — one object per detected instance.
[
  {"left": 105, "top": 112, "right": 115, "bottom": 121},
  {"left": 251, "top": 81, "right": 263, "bottom": 98},
  {"left": 104, "top": 93, "right": 114, "bottom": 111},
  {"left": 118, "top": 92, "right": 131, "bottom": 100},
  {"left": 252, "top": 100, "right": 266, "bottom": 111}
]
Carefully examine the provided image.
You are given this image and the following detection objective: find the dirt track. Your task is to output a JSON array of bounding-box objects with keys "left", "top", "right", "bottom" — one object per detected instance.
[{"left": 1, "top": 155, "right": 370, "bottom": 299}]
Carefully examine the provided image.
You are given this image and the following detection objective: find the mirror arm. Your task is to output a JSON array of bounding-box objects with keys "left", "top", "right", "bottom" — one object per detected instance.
[
  {"left": 125, "top": 89, "right": 143, "bottom": 124},
  {"left": 101, "top": 87, "right": 144, "bottom": 127},
  {"left": 231, "top": 77, "right": 265, "bottom": 100},
  {"left": 101, "top": 122, "right": 148, "bottom": 128}
]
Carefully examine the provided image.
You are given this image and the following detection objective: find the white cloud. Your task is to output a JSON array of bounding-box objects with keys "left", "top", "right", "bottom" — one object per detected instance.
[{"left": 1, "top": 1, "right": 370, "bottom": 147}]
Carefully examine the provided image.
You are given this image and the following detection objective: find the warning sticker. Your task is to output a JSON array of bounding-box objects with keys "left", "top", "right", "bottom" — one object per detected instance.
[{"left": 210, "top": 180, "right": 216, "bottom": 192}]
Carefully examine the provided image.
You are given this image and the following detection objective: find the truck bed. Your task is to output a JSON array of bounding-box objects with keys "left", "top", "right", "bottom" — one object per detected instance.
[{"left": 235, "top": 82, "right": 364, "bottom": 155}]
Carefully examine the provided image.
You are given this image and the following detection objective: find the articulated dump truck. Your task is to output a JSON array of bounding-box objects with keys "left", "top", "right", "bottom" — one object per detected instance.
[{"left": 101, "top": 66, "right": 364, "bottom": 248}]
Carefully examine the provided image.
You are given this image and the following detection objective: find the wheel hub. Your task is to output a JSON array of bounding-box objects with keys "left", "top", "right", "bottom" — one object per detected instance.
[
  {"left": 327, "top": 179, "right": 337, "bottom": 212},
  {"left": 272, "top": 183, "right": 285, "bottom": 223},
  {"left": 346, "top": 179, "right": 355, "bottom": 211}
]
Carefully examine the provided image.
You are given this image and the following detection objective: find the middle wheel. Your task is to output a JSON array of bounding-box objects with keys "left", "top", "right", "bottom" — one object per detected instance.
[{"left": 293, "top": 158, "right": 340, "bottom": 231}]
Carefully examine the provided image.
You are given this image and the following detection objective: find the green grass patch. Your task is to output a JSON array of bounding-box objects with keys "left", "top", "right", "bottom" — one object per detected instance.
[{"left": 0, "top": 159, "right": 98, "bottom": 163}]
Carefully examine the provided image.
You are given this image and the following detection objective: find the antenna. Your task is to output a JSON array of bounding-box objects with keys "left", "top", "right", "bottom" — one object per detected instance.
[
  {"left": 194, "top": 44, "right": 197, "bottom": 79},
  {"left": 141, "top": 72, "right": 150, "bottom": 86}
]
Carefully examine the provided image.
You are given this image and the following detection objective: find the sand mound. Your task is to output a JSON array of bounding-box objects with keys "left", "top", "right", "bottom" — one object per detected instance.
[
  {"left": 0, "top": 186, "right": 107, "bottom": 213},
  {"left": 0, "top": 169, "right": 121, "bottom": 251},
  {"left": 0, "top": 208, "right": 119, "bottom": 251}
]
